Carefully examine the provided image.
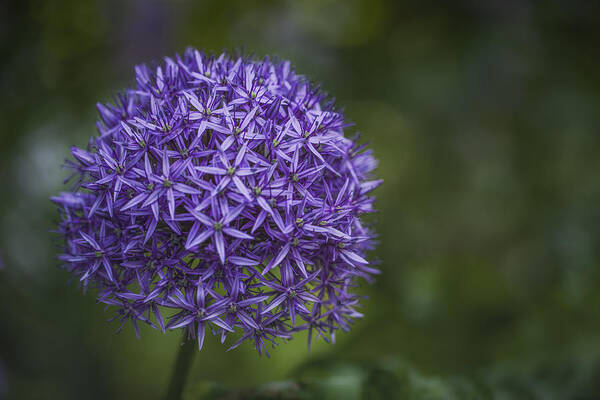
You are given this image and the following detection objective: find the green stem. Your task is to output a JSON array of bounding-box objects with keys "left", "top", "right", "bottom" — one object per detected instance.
[{"left": 165, "top": 335, "right": 196, "bottom": 400}]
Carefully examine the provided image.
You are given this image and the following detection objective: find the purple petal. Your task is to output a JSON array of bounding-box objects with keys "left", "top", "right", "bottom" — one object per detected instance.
[
  {"left": 228, "top": 256, "right": 258, "bottom": 266},
  {"left": 262, "top": 243, "right": 290, "bottom": 275},
  {"left": 214, "top": 230, "right": 226, "bottom": 264}
]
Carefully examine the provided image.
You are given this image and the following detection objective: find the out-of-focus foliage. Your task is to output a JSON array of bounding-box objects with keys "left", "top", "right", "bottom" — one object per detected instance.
[
  {"left": 187, "top": 352, "right": 600, "bottom": 399},
  {"left": 2, "top": 0, "right": 600, "bottom": 399}
]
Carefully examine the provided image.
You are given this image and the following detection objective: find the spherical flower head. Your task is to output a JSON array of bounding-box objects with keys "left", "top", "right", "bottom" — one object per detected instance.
[{"left": 51, "top": 48, "right": 382, "bottom": 356}]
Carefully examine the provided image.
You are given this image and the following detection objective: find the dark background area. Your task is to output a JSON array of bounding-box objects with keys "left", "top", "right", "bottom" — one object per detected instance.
[{"left": 2, "top": 1, "right": 600, "bottom": 398}]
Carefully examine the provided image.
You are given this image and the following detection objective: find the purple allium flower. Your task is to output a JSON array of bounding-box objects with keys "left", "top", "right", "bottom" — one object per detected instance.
[{"left": 52, "top": 48, "right": 381, "bottom": 356}]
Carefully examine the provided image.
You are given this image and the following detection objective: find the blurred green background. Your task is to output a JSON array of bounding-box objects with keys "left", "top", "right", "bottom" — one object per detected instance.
[{"left": 2, "top": 0, "right": 600, "bottom": 399}]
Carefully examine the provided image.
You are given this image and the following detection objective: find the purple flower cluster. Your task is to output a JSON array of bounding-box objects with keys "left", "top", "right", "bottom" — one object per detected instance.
[{"left": 52, "top": 48, "right": 381, "bottom": 356}]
